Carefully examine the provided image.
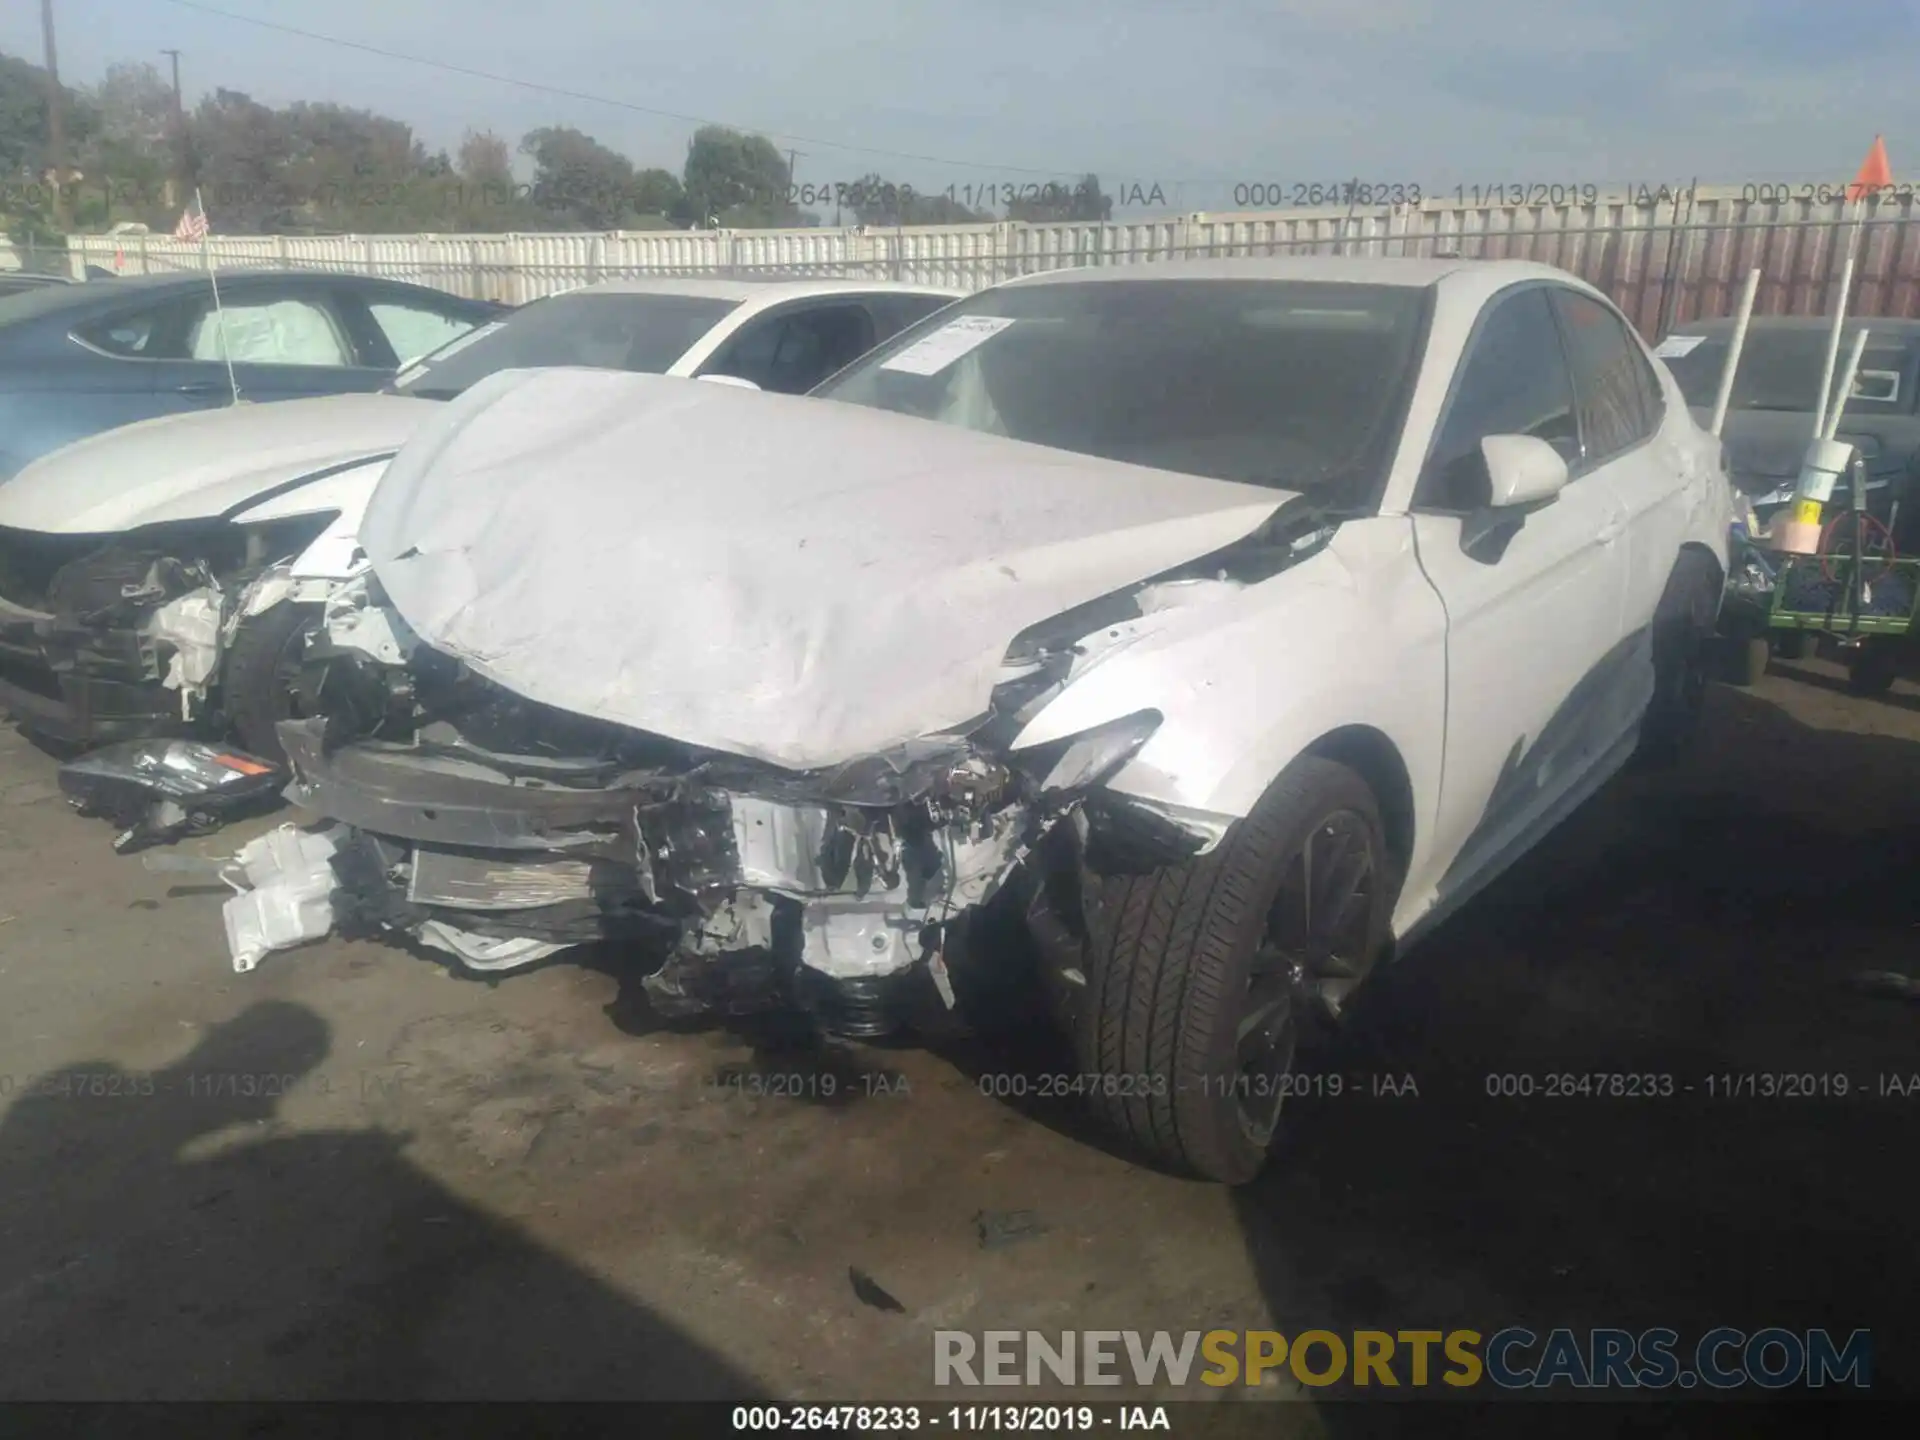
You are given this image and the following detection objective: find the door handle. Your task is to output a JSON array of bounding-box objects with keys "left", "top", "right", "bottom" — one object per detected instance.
[
  {"left": 174, "top": 382, "right": 225, "bottom": 396},
  {"left": 1595, "top": 518, "right": 1624, "bottom": 545}
]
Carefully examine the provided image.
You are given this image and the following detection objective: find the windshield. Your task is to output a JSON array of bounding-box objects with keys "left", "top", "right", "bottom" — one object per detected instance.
[
  {"left": 1664, "top": 330, "right": 1914, "bottom": 415},
  {"left": 812, "top": 278, "right": 1428, "bottom": 502},
  {"left": 391, "top": 291, "right": 741, "bottom": 400}
]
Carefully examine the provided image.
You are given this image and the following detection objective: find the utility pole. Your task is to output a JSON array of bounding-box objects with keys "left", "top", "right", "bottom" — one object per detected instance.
[
  {"left": 161, "top": 48, "right": 187, "bottom": 207},
  {"left": 41, "top": 0, "right": 68, "bottom": 230}
]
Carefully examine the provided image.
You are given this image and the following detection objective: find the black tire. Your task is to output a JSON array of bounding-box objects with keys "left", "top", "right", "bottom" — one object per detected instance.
[
  {"left": 1724, "top": 635, "right": 1770, "bottom": 688},
  {"left": 1773, "top": 631, "right": 1810, "bottom": 661},
  {"left": 1639, "top": 552, "right": 1722, "bottom": 764},
  {"left": 223, "top": 601, "right": 322, "bottom": 762},
  {"left": 1074, "top": 756, "right": 1392, "bottom": 1185},
  {"left": 1849, "top": 646, "right": 1899, "bottom": 696}
]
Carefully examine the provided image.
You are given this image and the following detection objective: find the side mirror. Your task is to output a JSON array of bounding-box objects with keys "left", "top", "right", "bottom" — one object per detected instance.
[
  {"left": 697, "top": 373, "right": 761, "bottom": 391},
  {"left": 1458, "top": 434, "right": 1570, "bottom": 561},
  {"left": 1482, "top": 434, "right": 1570, "bottom": 508}
]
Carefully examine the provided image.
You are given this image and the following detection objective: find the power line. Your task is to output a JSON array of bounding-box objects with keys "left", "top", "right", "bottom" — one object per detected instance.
[
  {"left": 143, "top": 0, "right": 1081, "bottom": 178},
  {"left": 124, "top": 1, "right": 1875, "bottom": 201}
]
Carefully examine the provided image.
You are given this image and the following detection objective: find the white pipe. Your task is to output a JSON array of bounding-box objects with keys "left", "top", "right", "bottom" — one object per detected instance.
[
  {"left": 1824, "top": 326, "right": 1870, "bottom": 440},
  {"left": 1812, "top": 200, "right": 1862, "bottom": 440},
  {"left": 1708, "top": 266, "right": 1761, "bottom": 437}
]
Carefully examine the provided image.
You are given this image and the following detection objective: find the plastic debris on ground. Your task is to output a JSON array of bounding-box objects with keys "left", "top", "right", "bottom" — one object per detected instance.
[
  {"left": 220, "top": 824, "right": 341, "bottom": 973},
  {"left": 974, "top": 1208, "right": 1050, "bottom": 1250},
  {"left": 416, "top": 920, "right": 568, "bottom": 971},
  {"left": 57, "top": 739, "right": 288, "bottom": 853}
]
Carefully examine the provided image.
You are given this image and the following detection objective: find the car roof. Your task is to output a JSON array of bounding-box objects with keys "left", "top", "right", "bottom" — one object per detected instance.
[
  {"left": 0, "top": 266, "right": 469, "bottom": 328},
  {"left": 998, "top": 255, "right": 1574, "bottom": 290},
  {"left": 562, "top": 277, "right": 964, "bottom": 302}
]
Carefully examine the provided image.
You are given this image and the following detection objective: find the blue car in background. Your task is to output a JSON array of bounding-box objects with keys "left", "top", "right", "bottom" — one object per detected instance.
[{"left": 0, "top": 269, "right": 503, "bottom": 481}]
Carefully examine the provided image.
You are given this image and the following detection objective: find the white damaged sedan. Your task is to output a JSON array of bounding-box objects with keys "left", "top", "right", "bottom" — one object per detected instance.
[{"left": 268, "top": 257, "right": 1732, "bottom": 1183}]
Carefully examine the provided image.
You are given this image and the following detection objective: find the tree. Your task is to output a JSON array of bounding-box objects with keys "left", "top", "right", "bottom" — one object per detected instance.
[
  {"left": 0, "top": 50, "right": 99, "bottom": 178},
  {"left": 457, "top": 129, "right": 513, "bottom": 189},
  {"left": 0, "top": 50, "right": 102, "bottom": 240},
  {"left": 278, "top": 100, "right": 438, "bottom": 232},
  {"left": 187, "top": 88, "right": 294, "bottom": 231},
  {"left": 80, "top": 62, "right": 176, "bottom": 223},
  {"left": 521, "top": 125, "right": 670, "bottom": 230},
  {"left": 89, "top": 62, "right": 173, "bottom": 152},
  {"left": 629, "top": 166, "right": 684, "bottom": 222},
  {"left": 679, "top": 125, "right": 793, "bottom": 227},
  {"left": 436, "top": 129, "right": 530, "bottom": 231},
  {"left": 1007, "top": 173, "right": 1112, "bottom": 223}
]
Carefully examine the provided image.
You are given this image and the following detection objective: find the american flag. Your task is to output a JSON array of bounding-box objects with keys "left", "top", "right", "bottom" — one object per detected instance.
[{"left": 174, "top": 200, "right": 209, "bottom": 242}]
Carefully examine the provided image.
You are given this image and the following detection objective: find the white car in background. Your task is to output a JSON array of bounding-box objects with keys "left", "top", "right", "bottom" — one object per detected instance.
[
  {"left": 264, "top": 257, "right": 1733, "bottom": 1183},
  {"left": 0, "top": 278, "right": 961, "bottom": 756}
]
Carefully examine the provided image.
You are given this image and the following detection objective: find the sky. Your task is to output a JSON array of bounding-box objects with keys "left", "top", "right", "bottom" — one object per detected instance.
[{"left": 3, "top": 0, "right": 1916, "bottom": 216}]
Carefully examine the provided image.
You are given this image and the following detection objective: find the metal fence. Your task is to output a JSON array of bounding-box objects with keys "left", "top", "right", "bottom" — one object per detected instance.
[{"left": 54, "top": 187, "right": 1920, "bottom": 340}]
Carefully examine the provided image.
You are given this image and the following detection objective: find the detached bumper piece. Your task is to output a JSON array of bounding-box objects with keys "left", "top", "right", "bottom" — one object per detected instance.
[
  {"left": 58, "top": 739, "right": 286, "bottom": 852},
  {"left": 274, "top": 717, "right": 1031, "bottom": 1034}
]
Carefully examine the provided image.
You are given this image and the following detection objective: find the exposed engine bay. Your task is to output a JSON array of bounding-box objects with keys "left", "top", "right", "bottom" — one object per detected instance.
[
  {"left": 259, "top": 504, "right": 1340, "bottom": 1037},
  {"left": 0, "top": 514, "right": 337, "bottom": 746}
]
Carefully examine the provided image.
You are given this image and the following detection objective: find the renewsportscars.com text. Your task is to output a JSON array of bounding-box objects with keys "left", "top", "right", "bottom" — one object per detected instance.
[{"left": 933, "top": 1327, "right": 1871, "bottom": 1390}]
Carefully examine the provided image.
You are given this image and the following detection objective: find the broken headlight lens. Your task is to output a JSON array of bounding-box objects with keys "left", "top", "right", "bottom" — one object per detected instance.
[{"left": 1014, "top": 709, "right": 1163, "bottom": 795}]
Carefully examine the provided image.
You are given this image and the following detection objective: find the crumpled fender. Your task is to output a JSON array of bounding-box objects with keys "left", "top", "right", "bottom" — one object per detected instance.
[{"left": 1012, "top": 521, "right": 1446, "bottom": 849}]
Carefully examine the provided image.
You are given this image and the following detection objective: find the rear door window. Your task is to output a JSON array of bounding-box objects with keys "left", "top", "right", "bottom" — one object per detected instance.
[
  {"left": 1550, "top": 289, "right": 1659, "bottom": 463},
  {"left": 184, "top": 296, "right": 356, "bottom": 366},
  {"left": 364, "top": 300, "right": 479, "bottom": 368}
]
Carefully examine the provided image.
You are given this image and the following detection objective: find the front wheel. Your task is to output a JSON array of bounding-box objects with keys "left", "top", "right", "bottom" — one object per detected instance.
[
  {"left": 223, "top": 601, "right": 323, "bottom": 763},
  {"left": 1074, "top": 757, "right": 1393, "bottom": 1184}
]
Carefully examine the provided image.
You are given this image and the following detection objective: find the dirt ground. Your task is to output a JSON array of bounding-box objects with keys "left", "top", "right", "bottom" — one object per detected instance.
[{"left": 0, "top": 656, "right": 1914, "bottom": 1424}]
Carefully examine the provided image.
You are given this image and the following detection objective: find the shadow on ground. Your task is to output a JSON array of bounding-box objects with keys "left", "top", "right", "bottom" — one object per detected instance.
[
  {"left": 1224, "top": 685, "right": 1918, "bottom": 1428},
  {"left": 0, "top": 999, "right": 764, "bottom": 1401}
]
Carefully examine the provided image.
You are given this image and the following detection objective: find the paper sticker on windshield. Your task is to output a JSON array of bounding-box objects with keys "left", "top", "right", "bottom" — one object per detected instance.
[
  {"left": 1653, "top": 334, "right": 1707, "bottom": 359},
  {"left": 880, "top": 316, "right": 1016, "bottom": 375},
  {"left": 394, "top": 320, "right": 505, "bottom": 386}
]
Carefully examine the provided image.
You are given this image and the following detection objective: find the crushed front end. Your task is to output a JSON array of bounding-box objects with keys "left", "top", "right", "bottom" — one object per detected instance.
[
  {"left": 263, "top": 509, "right": 1335, "bottom": 1035},
  {"left": 275, "top": 686, "right": 1052, "bottom": 1036},
  {"left": 0, "top": 516, "right": 335, "bottom": 747}
]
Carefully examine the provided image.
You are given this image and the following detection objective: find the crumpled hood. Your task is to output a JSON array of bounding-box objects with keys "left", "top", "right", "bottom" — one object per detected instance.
[
  {"left": 0, "top": 392, "right": 438, "bottom": 534},
  {"left": 362, "top": 367, "right": 1291, "bottom": 770}
]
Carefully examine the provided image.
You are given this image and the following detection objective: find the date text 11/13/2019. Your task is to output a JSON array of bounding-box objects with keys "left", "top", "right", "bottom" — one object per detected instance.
[
  {"left": 1229, "top": 181, "right": 1700, "bottom": 209},
  {"left": 730, "top": 1405, "right": 1170, "bottom": 1431},
  {"left": 785, "top": 180, "right": 1147, "bottom": 208}
]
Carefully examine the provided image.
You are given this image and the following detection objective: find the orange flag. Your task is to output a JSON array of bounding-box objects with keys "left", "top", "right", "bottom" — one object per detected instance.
[{"left": 1846, "top": 135, "right": 1893, "bottom": 201}]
